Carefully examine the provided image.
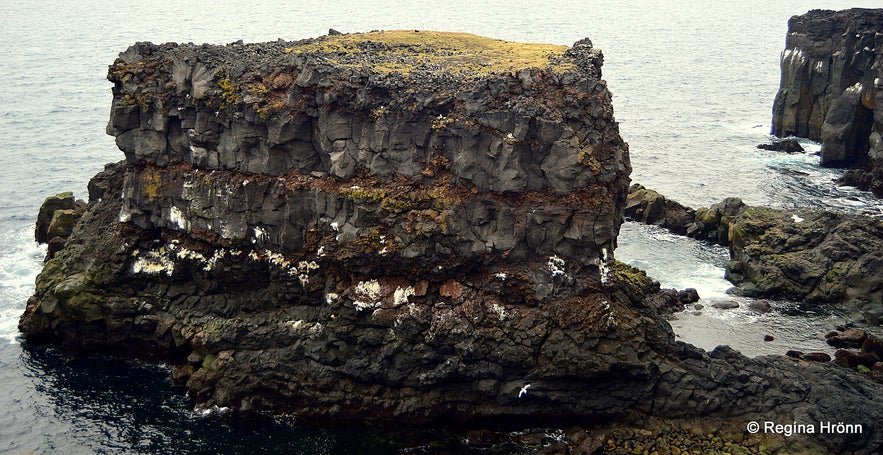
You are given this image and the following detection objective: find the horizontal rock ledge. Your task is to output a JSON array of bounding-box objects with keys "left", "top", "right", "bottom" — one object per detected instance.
[{"left": 107, "top": 31, "right": 627, "bottom": 195}]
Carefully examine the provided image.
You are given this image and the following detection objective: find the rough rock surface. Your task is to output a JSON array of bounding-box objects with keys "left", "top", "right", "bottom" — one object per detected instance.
[
  {"left": 35, "top": 192, "right": 85, "bottom": 259},
  {"left": 725, "top": 206, "right": 883, "bottom": 314},
  {"left": 625, "top": 185, "right": 883, "bottom": 317},
  {"left": 756, "top": 139, "right": 805, "bottom": 154},
  {"left": 770, "top": 8, "right": 883, "bottom": 196},
  {"left": 18, "top": 33, "right": 883, "bottom": 453}
]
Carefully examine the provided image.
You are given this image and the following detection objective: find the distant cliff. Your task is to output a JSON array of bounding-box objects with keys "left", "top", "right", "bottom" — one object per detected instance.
[
  {"left": 771, "top": 8, "right": 883, "bottom": 196},
  {"left": 18, "top": 31, "right": 883, "bottom": 453}
]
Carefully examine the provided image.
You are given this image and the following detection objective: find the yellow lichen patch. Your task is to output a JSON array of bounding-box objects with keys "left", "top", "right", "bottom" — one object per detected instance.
[
  {"left": 217, "top": 77, "right": 240, "bottom": 105},
  {"left": 286, "top": 30, "right": 573, "bottom": 76},
  {"left": 142, "top": 170, "right": 163, "bottom": 199}
]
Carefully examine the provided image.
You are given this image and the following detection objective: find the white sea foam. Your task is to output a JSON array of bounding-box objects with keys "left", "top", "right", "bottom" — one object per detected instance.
[{"left": 0, "top": 228, "right": 46, "bottom": 342}]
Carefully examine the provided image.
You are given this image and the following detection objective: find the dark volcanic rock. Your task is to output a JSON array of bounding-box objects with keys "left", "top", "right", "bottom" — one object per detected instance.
[
  {"left": 771, "top": 8, "right": 883, "bottom": 197},
  {"left": 725, "top": 207, "right": 883, "bottom": 307},
  {"left": 710, "top": 301, "right": 740, "bottom": 310},
  {"left": 746, "top": 300, "right": 772, "bottom": 313},
  {"left": 625, "top": 185, "right": 883, "bottom": 310},
  {"left": 18, "top": 32, "right": 641, "bottom": 423},
  {"left": 803, "top": 352, "right": 832, "bottom": 363},
  {"left": 18, "top": 32, "right": 883, "bottom": 453},
  {"left": 35, "top": 192, "right": 85, "bottom": 259},
  {"left": 756, "top": 139, "right": 805, "bottom": 153},
  {"left": 36, "top": 192, "right": 76, "bottom": 244},
  {"left": 826, "top": 328, "right": 868, "bottom": 349},
  {"left": 624, "top": 184, "right": 695, "bottom": 235}
]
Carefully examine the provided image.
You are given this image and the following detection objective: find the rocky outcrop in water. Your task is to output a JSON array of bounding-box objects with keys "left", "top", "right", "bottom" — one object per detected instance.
[
  {"left": 771, "top": 8, "right": 883, "bottom": 196},
  {"left": 725, "top": 207, "right": 883, "bottom": 313},
  {"left": 18, "top": 32, "right": 883, "bottom": 453},
  {"left": 625, "top": 185, "right": 883, "bottom": 321}
]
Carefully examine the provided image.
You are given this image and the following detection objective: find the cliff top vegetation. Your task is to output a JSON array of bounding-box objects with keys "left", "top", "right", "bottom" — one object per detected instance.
[{"left": 286, "top": 30, "right": 576, "bottom": 76}]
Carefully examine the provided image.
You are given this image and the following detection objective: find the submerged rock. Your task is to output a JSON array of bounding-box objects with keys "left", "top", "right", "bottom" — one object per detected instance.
[
  {"left": 771, "top": 8, "right": 883, "bottom": 197},
  {"left": 18, "top": 32, "right": 883, "bottom": 453},
  {"left": 709, "top": 301, "right": 740, "bottom": 310},
  {"left": 756, "top": 139, "right": 805, "bottom": 154}
]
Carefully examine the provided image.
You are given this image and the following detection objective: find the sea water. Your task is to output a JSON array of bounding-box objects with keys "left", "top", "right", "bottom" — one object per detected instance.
[{"left": 1, "top": 0, "right": 881, "bottom": 452}]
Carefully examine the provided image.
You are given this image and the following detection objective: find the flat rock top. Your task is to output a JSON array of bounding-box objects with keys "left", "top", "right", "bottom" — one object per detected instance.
[
  {"left": 287, "top": 30, "right": 577, "bottom": 77},
  {"left": 116, "top": 30, "right": 601, "bottom": 89}
]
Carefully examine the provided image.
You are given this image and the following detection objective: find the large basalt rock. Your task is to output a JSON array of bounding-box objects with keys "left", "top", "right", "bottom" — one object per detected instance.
[
  {"left": 20, "top": 30, "right": 636, "bottom": 420},
  {"left": 18, "top": 33, "right": 883, "bottom": 453},
  {"left": 771, "top": 8, "right": 883, "bottom": 196}
]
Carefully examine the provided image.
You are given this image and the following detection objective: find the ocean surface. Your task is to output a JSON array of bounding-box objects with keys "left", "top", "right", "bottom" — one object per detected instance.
[{"left": 2, "top": 0, "right": 882, "bottom": 453}]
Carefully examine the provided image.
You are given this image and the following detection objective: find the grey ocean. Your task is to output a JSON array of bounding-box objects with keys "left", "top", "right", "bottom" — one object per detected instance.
[{"left": 1, "top": 0, "right": 881, "bottom": 453}]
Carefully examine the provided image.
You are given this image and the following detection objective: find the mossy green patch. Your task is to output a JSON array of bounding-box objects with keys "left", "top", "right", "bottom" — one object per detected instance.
[
  {"left": 339, "top": 186, "right": 387, "bottom": 203},
  {"left": 286, "top": 30, "right": 574, "bottom": 77}
]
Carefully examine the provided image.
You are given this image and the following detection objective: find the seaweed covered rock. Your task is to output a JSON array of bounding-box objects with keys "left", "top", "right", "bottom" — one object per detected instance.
[
  {"left": 624, "top": 185, "right": 883, "bottom": 314},
  {"left": 725, "top": 207, "right": 883, "bottom": 312}
]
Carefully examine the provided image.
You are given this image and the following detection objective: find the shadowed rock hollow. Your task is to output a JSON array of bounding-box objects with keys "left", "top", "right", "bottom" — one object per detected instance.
[{"left": 19, "top": 31, "right": 883, "bottom": 453}]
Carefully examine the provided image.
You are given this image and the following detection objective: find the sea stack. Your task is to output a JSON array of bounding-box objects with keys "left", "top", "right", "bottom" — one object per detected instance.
[
  {"left": 771, "top": 8, "right": 883, "bottom": 196},
  {"left": 20, "top": 31, "right": 640, "bottom": 419}
]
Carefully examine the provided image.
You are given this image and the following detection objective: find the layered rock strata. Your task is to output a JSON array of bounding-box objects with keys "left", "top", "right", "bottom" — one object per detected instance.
[
  {"left": 18, "top": 33, "right": 883, "bottom": 453},
  {"left": 771, "top": 8, "right": 883, "bottom": 196}
]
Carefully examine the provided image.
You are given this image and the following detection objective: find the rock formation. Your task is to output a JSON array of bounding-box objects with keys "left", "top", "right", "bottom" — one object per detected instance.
[
  {"left": 625, "top": 185, "right": 883, "bottom": 322},
  {"left": 18, "top": 32, "right": 883, "bottom": 453},
  {"left": 725, "top": 207, "right": 883, "bottom": 315},
  {"left": 35, "top": 192, "right": 85, "bottom": 259},
  {"left": 771, "top": 8, "right": 883, "bottom": 196}
]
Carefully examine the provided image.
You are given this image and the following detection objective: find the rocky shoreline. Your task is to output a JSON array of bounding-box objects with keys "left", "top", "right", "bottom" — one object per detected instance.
[
  {"left": 19, "top": 30, "right": 883, "bottom": 453},
  {"left": 626, "top": 184, "right": 883, "bottom": 318}
]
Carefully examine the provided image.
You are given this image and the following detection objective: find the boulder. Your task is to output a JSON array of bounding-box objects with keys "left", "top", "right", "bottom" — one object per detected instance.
[
  {"left": 34, "top": 192, "right": 85, "bottom": 259},
  {"left": 803, "top": 352, "right": 832, "bottom": 363},
  {"left": 624, "top": 184, "right": 695, "bottom": 235},
  {"left": 746, "top": 300, "right": 772, "bottom": 313},
  {"left": 756, "top": 140, "right": 805, "bottom": 153},
  {"left": 710, "top": 301, "right": 740, "bottom": 310},
  {"left": 35, "top": 192, "right": 76, "bottom": 244},
  {"left": 834, "top": 349, "right": 878, "bottom": 369},
  {"left": 826, "top": 329, "right": 868, "bottom": 349}
]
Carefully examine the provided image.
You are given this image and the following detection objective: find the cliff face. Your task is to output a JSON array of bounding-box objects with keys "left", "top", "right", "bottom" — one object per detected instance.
[
  {"left": 18, "top": 32, "right": 883, "bottom": 452},
  {"left": 771, "top": 8, "right": 883, "bottom": 196}
]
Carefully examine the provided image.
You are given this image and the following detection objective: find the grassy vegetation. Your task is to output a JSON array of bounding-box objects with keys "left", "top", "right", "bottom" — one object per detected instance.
[{"left": 286, "top": 30, "right": 574, "bottom": 76}]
